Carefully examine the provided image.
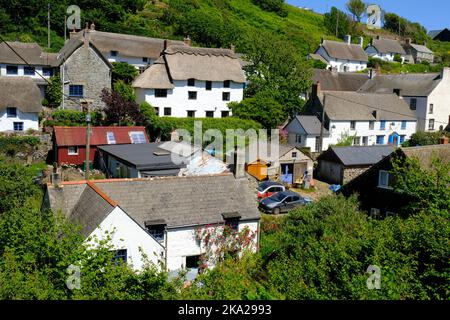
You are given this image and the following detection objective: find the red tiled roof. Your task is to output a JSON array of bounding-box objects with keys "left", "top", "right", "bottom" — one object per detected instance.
[{"left": 54, "top": 126, "right": 149, "bottom": 146}]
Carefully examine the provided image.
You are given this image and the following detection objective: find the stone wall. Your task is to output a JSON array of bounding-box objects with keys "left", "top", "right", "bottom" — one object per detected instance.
[
  {"left": 62, "top": 44, "right": 111, "bottom": 110},
  {"left": 343, "top": 166, "right": 370, "bottom": 184}
]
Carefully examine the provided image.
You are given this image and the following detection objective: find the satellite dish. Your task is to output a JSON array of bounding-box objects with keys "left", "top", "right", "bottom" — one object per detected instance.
[
  {"left": 366, "top": 4, "right": 382, "bottom": 30},
  {"left": 66, "top": 5, "right": 81, "bottom": 31}
]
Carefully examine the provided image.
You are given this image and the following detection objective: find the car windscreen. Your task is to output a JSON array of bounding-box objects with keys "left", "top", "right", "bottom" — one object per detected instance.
[{"left": 269, "top": 193, "right": 286, "bottom": 202}]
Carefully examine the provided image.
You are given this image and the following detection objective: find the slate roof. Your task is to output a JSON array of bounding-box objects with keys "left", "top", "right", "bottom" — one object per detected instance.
[
  {"left": 369, "top": 37, "right": 406, "bottom": 55},
  {"left": 319, "top": 40, "right": 368, "bottom": 62},
  {"left": 0, "top": 41, "right": 58, "bottom": 66},
  {"left": 97, "top": 143, "right": 187, "bottom": 171},
  {"left": 313, "top": 69, "right": 369, "bottom": 92},
  {"left": 318, "top": 91, "right": 417, "bottom": 121},
  {"left": 46, "top": 174, "right": 260, "bottom": 231},
  {"left": 54, "top": 126, "right": 149, "bottom": 146},
  {"left": 358, "top": 73, "right": 442, "bottom": 96},
  {"left": 320, "top": 145, "right": 395, "bottom": 166},
  {"left": 428, "top": 30, "right": 443, "bottom": 38},
  {"left": 292, "top": 115, "right": 329, "bottom": 135},
  {"left": 408, "top": 43, "right": 433, "bottom": 54},
  {"left": 0, "top": 77, "right": 42, "bottom": 113}
]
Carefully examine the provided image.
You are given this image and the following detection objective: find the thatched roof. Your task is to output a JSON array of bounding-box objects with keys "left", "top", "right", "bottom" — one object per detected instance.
[
  {"left": 56, "top": 37, "right": 112, "bottom": 68},
  {"left": 0, "top": 77, "right": 42, "bottom": 113},
  {"left": 133, "top": 58, "right": 174, "bottom": 89},
  {"left": 369, "top": 37, "right": 406, "bottom": 55},
  {"left": 0, "top": 41, "right": 58, "bottom": 66},
  {"left": 319, "top": 40, "right": 368, "bottom": 62}
]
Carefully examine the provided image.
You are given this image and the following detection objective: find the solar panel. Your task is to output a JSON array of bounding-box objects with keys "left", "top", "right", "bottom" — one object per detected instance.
[
  {"left": 129, "top": 131, "right": 146, "bottom": 144},
  {"left": 107, "top": 132, "right": 116, "bottom": 144}
]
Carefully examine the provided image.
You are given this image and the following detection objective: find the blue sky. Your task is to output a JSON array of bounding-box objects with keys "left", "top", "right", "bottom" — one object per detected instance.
[{"left": 286, "top": 0, "right": 449, "bottom": 31}]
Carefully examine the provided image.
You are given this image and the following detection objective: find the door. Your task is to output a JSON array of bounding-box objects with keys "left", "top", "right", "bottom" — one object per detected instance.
[
  {"left": 388, "top": 132, "right": 400, "bottom": 146},
  {"left": 280, "top": 164, "right": 293, "bottom": 184}
]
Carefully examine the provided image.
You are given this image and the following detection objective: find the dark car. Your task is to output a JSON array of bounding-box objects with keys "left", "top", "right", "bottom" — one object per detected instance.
[
  {"left": 258, "top": 190, "right": 312, "bottom": 214},
  {"left": 257, "top": 181, "right": 285, "bottom": 200}
]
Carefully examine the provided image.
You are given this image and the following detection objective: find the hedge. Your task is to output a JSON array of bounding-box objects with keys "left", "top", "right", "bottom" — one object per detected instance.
[{"left": 43, "top": 109, "right": 103, "bottom": 127}]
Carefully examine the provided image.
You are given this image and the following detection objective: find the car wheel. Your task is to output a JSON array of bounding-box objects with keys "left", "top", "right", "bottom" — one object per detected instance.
[{"left": 273, "top": 208, "right": 281, "bottom": 215}]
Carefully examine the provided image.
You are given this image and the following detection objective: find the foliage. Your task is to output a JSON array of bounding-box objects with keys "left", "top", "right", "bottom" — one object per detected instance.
[
  {"left": 383, "top": 12, "right": 428, "bottom": 44},
  {"left": 368, "top": 57, "right": 446, "bottom": 74},
  {"left": 402, "top": 131, "right": 450, "bottom": 147},
  {"left": 113, "top": 80, "right": 136, "bottom": 102},
  {"left": 43, "top": 75, "right": 62, "bottom": 108},
  {"left": 101, "top": 88, "right": 144, "bottom": 126},
  {"left": 310, "top": 59, "right": 328, "bottom": 70},
  {"left": 393, "top": 53, "right": 403, "bottom": 63},
  {"left": 43, "top": 109, "right": 103, "bottom": 127},
  {"left": 0, "top": 135, "right": 40, "bottom": 158},
  {"left": 331, "top": 132, "right": 356, "bottom": 147},
  {"left": 324, "top": 7, "right": 351, "bottom": 39},
  {"left": 252, "top": 0, "right": 287, "bottom": 17},
  {"left": 111, "top": 62, "right": 139, "bottom": 85},
  {"left": 346, "top": 0, "right": 366, "bottom": 22}
]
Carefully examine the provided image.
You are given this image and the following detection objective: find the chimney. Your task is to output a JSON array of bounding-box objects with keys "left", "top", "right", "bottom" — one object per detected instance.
[
  {"left": 359, "top": 36, "right": 364, "bottom": 47},
  {"left": 405, "top": 38, "right": 412, "bottom": 45},
  {"left": 69, "top": 29, "right": 77, "bottom": 39},
  {"left": 344, "top": 35, "right": 351, "bottom": 44},
  {"left": 183, "top": 35, "right": 191, "bottom": 46},
  {"left": 230, "top": 44, "right": 235, "bottom": 53},
  {"left": 441, "top": 67, "right": 450, "bottom": 80},
  {"left": 90, "top": 22, "right": 96, "bottom": 31},
  {"left": 439, "top": 135, "right": 449, "bottom": 144},
  {"left": 376, "top": 35, "right": 380, "bottom": 40},
  {"left": 312, "top": 81, "right": 321, "bottom": 98},
  {"left": 372, "top": 110, "right": 377, "bottom": 118},
  {"left": 83, "top": 22, "right": 89, "bottom": 47}
]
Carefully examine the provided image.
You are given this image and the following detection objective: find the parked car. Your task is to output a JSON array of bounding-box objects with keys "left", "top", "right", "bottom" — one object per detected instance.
[
  {"left": 257, "top": 181, "right": 285, "bottom": 200},
  {"left": 259, "top": 191, "right": 312, "bottom": 214}
]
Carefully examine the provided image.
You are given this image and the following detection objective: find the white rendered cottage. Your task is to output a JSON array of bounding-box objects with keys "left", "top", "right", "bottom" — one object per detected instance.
[
  {"left": 365, "top": 36, "right": 407, "bottom": 63},
  {"left": 314, "top": 35, "right": 368, "bottom": 72},
  {"left": 0, "top": 77, "right": 42, "bottom": 132},
  {"left": 359, "top": 68, "right": 450, "bottom": 132},
  {"left": 133, "top": 45, "right": 246, "bottom": 118},
  {"left": 44, "top": 174, "right": 260, "bottom": 274}
]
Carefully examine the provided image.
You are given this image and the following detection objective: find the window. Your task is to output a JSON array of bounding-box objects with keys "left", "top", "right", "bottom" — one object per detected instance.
[
  {"left": 187, "top": 110, "right": 196, "bottom": 118},
  {"left": 295, "top": 134, "right": 302, "bottom": 143},
  {"left": 129, "top": 131, "right": 146, "bottom": 144},
  {"left": 369, "top": 121, "right": 375, "bottom": 130},
  {"left": 155, "top": 89, "right": 167, "bottom": 98},
  {"left": 353, "top": 136, "right": 361, "bottom": 145},
  {"left": 410, "top": 98, "right": 417, "bottom": 110},
  {"left": 43, "top": 67, "right": 53, "bottom": 76},
  {"left": 222, "top": 92, "right": 230, "bottom": 101},
  {"left": 110, "top": 50, "right": 118, "bottom": 57},
  {"left": 380, "top": 120, "right": 386, "bottom": 130},
  {"left": 350, "top": 121, "right": 356, "bottom": 130},
  {"left": 378, "top": 170, "right": 393, "bottom": 189},
  {"left": 142, "top": 57, "right": 148, "bottom": 63},
  {"left": 363, "top": 137, "right": 369, "bottom": 146},
  {"left": 68, "top": 146, "right": 78, "bottom": 155},
  {"left": 205, "top": 81, "right": 212, "bottom": 91},
  {"left": 428, "top": 119, "right": 435, "bottom": 130},
  {"left": 186, "top": 255, "right": 201, "bottom": 269},
  {"left": 399, "top": 135, "right": 406, "bottom": 144},
  {"left": 292, "top": 152, "right": 297, "bottom": 158},
  {"left": 69, "top": 85, "right": 83, "bottom": 97},
  {"left": 376, "top": 135, "right": 384, "bottom": 145},
  {"left": 221, "top": 111, "right": 229, "bottom": 118},
  {"left": 223, "top": 80, "right": 230, "bottom": 88},
  {"left": 225, "top": 218, "right": 239, "bottom": 231},
  {"left": 24, "top": 66, "right": 35, "bottom": 75},
  {"left": 188, "top": 91, "right": 197, "bottom": 100},
  {"left": 370, "top": 208, "right": 382, "bottom": 219},
  {"left": 164, "top": 107, "right": 172, "bottom": 116},
  {"left": 13, "top": 122, "right": 23, "bottom": 131},
  {"left": 401, "top": 121, "right": 407, "bottom": 130},
  {"left": 205, "top": 111, "right": 214, "bottom": 118},
  {"left": 315, "top": 136, "right": 320, "bottom": 152},
  {"left": 154, "top": 107, "right": 159, "bottom": 116},
  {"left": 106, "top": 132, "right": 116, "bottom": 144},
  {"left": 187, "top": 78, "right": 195, "bottom": 86},
  {"left": 113, "top": 249, "right": 127, "bottom": 264},
  {"left": 6, "top": 65, "right": 18, "bottom": 75},
  {"left": 138, "top": 66, "right": 147, "bottom": 74},
  {"left": 147, "top": 225, "right": 165, "bottom": 242},
  {"left": 6, "top": 107, "right": 17, "bottom": 118},
  {"left": 429, "top": 104, "right": 433, "bottom": 114}
]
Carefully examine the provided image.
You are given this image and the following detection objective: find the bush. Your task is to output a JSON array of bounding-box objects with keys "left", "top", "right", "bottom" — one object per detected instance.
[
  {"left": 393, "top": 53, "right": 403, "bottom": 63},
  {"left": 402, "top": 131, "right": 450, "bottom": 147},
  {"left": 0, "top": 135, "right": 40, "bottom": 158},
  {"left": 43, "top": 110, "right": 103, "bottom": 127}
]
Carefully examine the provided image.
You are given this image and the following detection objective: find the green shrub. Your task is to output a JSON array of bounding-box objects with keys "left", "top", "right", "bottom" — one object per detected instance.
[
  {"left": 0, "top": 136, "right": 40, "bottom": 157},
  {"left": 43, "top": 110, "right": 103, "bottom": 127},
  {"left": 402, "top": 131, "right": 449, "bottom": 147}
]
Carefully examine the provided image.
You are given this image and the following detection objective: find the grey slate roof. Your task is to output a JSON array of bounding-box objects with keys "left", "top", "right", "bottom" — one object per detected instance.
[
  {"left": 46, "top": 174, "right": 260, "bottom": 231},
  {"left": 0, "top": 77, "right": 43, "bottom": 113},
  {"left": 325, "top": 145, "right": 395, "bottom": 166},
  {"left": 358, "top": 73, "right": 441, "bottom": 96},
  {"left": 369, "top": 38, "right": 406, "bottom": 55},
  {"left": 313, "top": 69, "right": 369, "bottom": 92},
  {"left": 294, "top": 115, "right": 329, "bottom": 135},
  {"left": 318, "top": 91, "right": 417, "bottom": 121},
  {"left": 428, "top": 30, "right": 443, "bottom": 38},
  {"left": 408, "top": 43, "right": 433, "bottom": 54},
  {"left": 402, "top": 144, "right": 450, "bottom": 169},
  {"left": 98, "top": 143, "right": 187, "bottom": 171},
  {"left": 319, "top": 40, "right": 368, "bottom": 62}
]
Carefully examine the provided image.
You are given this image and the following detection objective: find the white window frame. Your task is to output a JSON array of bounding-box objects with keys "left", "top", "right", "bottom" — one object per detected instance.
[
  {"left": 129, "top": 131, "right": 146, "bottom": 144},
  {"left": 378, "top": 170, "right": 391, "bottom": 189},
  {"left": 68, "top": 146, "right": 78, "bottom": 155}
]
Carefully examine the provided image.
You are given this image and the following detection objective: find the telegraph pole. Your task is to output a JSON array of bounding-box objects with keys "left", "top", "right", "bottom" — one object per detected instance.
[
  {"left": 85, "top": 102, "right": 91, "bottom": 180},
  {"left": 47, "top": 3, "right": 51, "bottom": 49},
  {"left": 319, "top": 95, "right": 326, "bottom": 153}
]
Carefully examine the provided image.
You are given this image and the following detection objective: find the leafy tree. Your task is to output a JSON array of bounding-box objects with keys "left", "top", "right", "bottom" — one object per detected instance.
[
  {"left": 111, "top": 62, "right": 139, "bottom": 85},
  {"left": 252, "top": 0, "right": 287, "bottom": 17},
  {"left": 43, "top": 75, "right": 62, "bottom": 108},
  {"left": 393, "top": 53, "right": 403, "bottom": 63},
  {"left": 113, "top": 80, "right": 136, "bottom": 102},
  {"left": 346, "top": 0, "right": 366, "bottom": 22},
  {"left": 384, "top": 13, "right": 428, "bottom": 44},
  {"left": 101, "top": 88, "right": 144, "bottom": 126},
  {"left": 402, "top": 131, "right": 450, "bottom": 147},
  {"left": 324, "top": 7, "right": 351, "bottom": 39}
]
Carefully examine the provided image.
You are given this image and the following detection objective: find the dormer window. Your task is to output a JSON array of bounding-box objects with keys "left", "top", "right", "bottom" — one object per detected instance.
[
  {"left": 6, "top": 107, "right": 17, "bottom": 118},
  {"left": 143, "top": 57, "right": 148, "bottom": 63},
  {"left": 110, "top": 51, "right": 118, "bottom": 57},
  {"left": 187, "top": 78, "right": 195, "bottom": 86},
  {"left": 145, "top": 220, "right": 166, "bottom": 242}
]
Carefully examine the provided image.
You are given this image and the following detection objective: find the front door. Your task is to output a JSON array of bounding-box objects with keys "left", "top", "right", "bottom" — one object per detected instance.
[{"left": 388, "top": 132, "right": 400, "bottom": 146}]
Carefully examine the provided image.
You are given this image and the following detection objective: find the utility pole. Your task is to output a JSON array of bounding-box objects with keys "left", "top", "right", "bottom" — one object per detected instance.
[
  {"left": 319, "top": 95, "right": 326, "bottom": 153},
  {"left": 336, "top": 11, "right": 339, "bottom": 37},
  {"left": 85, "top": 102, "right": 91, "bottom": 180},
  {"left": 47, "top": 3, "right": 51, "bottom": 49}
]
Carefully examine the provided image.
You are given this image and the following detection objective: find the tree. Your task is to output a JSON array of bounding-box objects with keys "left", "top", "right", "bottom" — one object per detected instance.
[
  {"left": 252, "top": 0, "right": 287, "bottom": 17},
  {"left": 324, "top": 7, "right": 351, "bottom": 39},
  {"left": 393, "top": 53, "right": 403, "bottom": 63},
  {"left": 43, "top": 75, "right": 62, "bottom": 108},
  {"left": 113, "top": 80, "right": 136, "bottom": 102},
  {"left": 346, "top": 0, "right": 366, "bottom": 22},
  {"left": 111, "top": 62, "right": 139, "bottom": 84},
  {"left": 100, "top": 88, "right": 144, "bottom": 126}
]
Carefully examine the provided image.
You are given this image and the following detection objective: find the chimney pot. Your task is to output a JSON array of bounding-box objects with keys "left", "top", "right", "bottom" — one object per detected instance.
[
  {"left": 230, "top": 44, "right": 235, "bottom": 53},
  {"left": 405, "top": 38, "right": 412, "bottom": 45},
  {"left": 183, "top": 35, "right": 191, "bottom": 46},
  {"left": 393, "top": 88, "right": 402, "bottom": 97}
]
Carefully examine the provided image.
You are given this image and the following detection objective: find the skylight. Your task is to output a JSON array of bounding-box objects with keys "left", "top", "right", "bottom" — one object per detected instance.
[
  {"left": 129, "top": 131, "right": 146, "bottom": 144},
  {"left": 107, "top": 132, "right": 116, "bottom": 144}
]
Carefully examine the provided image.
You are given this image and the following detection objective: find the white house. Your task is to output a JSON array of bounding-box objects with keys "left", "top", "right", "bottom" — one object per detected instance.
[
  {"left": 359, "top": 67, "right": 450, "bottom": 132},
  {"left": 0, "top": 77, "right": 42, "bottom": 132},
  {"left": 133, "top": 45, "right": 246, "bottom": 118},
  {"left": 0, "top": 41, "right": 58, "bottom": 98},
  {"left": 314, "top": 35, "right": 368, "bottom": 72},
  {"left": 284, "top": 115, "right": 330, "bottom": 152},
  {"left": 365, "top": 36, "right": 406, "bottom": 62},
  {"left": 44, "top": 174, "right": 260, "bottom": 274}
]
